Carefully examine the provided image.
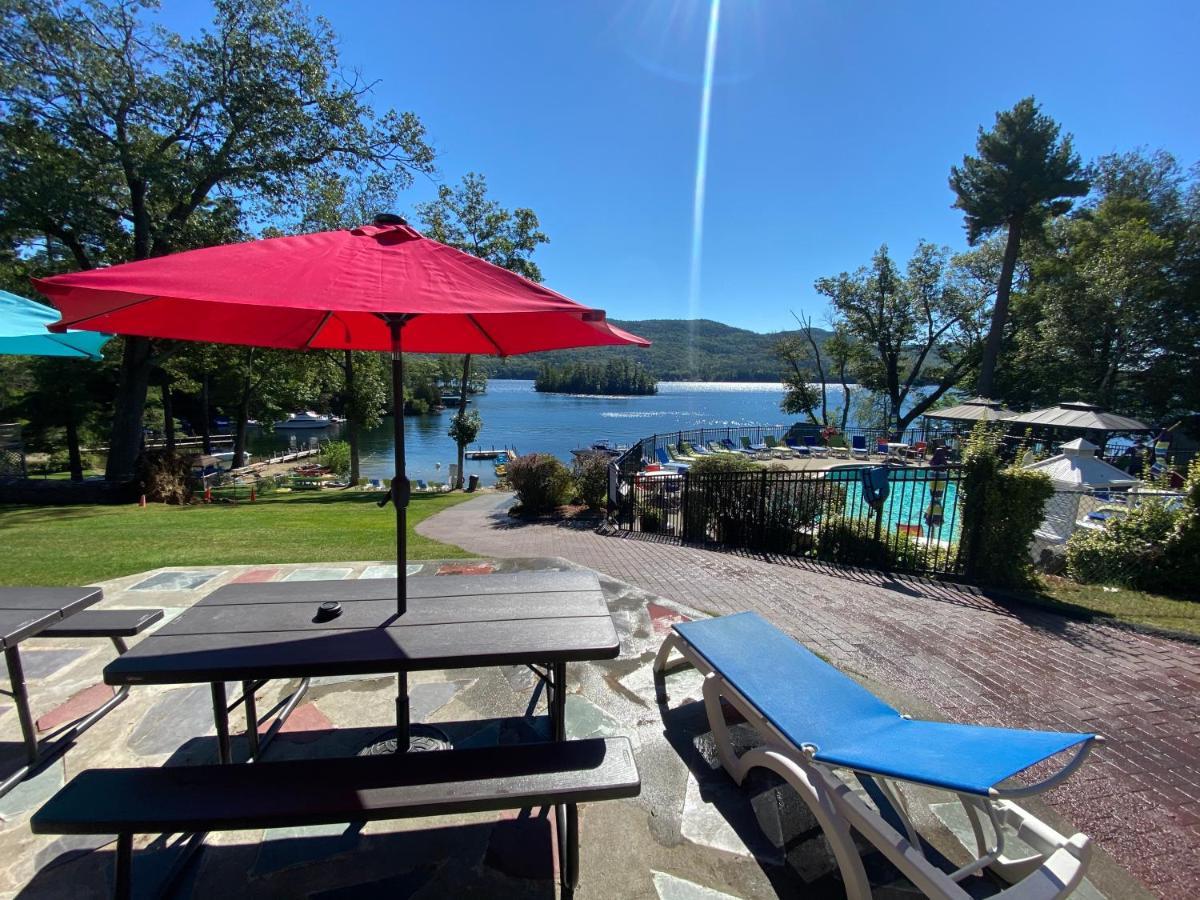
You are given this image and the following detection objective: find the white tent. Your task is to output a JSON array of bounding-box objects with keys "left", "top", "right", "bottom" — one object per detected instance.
[{"left": 1022, "top": 438, "right": 1140, "bottom": 489}]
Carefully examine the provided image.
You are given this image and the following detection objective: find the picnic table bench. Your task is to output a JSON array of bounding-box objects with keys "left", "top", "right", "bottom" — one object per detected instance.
[
  {"left": 33, "top": 736, "right": 639, "bottom": 899},
  {"left": 1, "top": 588, "right": 162, "bottom": 798}
]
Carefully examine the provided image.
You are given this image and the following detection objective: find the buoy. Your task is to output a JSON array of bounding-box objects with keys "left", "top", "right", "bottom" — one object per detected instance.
[{"left": 138, "top": 494, "right": 147, "bottom": 508}]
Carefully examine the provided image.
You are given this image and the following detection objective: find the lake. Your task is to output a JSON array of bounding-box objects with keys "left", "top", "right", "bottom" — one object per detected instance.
[{"left": 248, "top": 379, "right": 834, "bottom": 485}]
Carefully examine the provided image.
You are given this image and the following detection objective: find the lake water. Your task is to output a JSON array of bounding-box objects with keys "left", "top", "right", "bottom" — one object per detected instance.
[{"left": 249, "top": 379, "right": 825, "bottom": 486}]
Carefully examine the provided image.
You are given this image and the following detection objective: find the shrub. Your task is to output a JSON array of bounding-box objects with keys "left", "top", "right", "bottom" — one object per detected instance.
[
  {"left": 322, "top": 441, "right": 351, "bottom": 477},
  {"left": 1065, "top": 462, "right": 1200, "bottom": 598},
  {"left": 508, "top": 453, "right": 574, "bottom": 516},
  {"left": 959, "top": 423, "right": 1054, "bottom": 587},
  {"left": 135, "top": 449, "right": 193, "bottom": 504},
  {"left": 571, "top": 453, "right": 609, "bottom": 510},
  {"left": 814, "top": 520, "right": 888, "bottom": 568}
]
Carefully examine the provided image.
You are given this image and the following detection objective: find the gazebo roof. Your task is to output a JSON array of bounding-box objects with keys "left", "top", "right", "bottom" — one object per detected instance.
[
  {"left": 921, "top": 396, "right": 1013, "bottom": 423},
  {"left": 1004, "top": 401, "right": 1148, "bottom": 433}
]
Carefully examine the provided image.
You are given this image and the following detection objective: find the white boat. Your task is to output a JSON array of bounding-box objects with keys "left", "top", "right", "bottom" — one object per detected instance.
[{"left": 274, "top": 411, "right": 332, "bottom": 429}]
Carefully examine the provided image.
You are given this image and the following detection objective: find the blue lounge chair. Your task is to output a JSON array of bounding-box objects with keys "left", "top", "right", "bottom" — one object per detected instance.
[
  {"left": 803, "top": 434, "right": 826, "bottom": 458},
  {"left": 655, "top": 612, "right": 1097, "bottom": 899},
  {"left": 785, "top": 438, "right": 810, "bottom": 456},
  {"left": 721, "top": 438, "right": 752, "bottom": 456},
  {"left": 655, "top": 448, "right": 688, "bottom": 470},
  {"left": 851, "top": 434, "right": 870, "bottom": 460}
]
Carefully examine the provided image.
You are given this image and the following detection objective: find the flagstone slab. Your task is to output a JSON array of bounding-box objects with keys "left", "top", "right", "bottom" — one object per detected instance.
[
  {"left": 232, "top": 567, "right": 281, "bottom": 584},
  {"left": 34, "top": 834, "right": 114, "bottom": 873},
  {"left": 260, "top": 702, "right": 332, "bottom": 744},
  {"left": 13, "top": 649, "right": 87, "bottom": 681},
  {"left": 36, "top": 682, "right": 114, "bottom": 733},
  {"left": 648, "top": 601, "right": 693, "bottom": 636},
  {"left": 653, "top": 871, "right": 745, "bottom": 900},
  {"left": 127, "top": 685, "right": 213, "bottom": 758},
  {"left": 435, "top": 563, "right": 494, "bottom": 576},
  {"left": 0, "top": 758, "right": 64, "bottom": 821},
  {"left": 283, "top": 568, "right": 353, "bottom": 582},
  {"left": 129, "top": 571, "right": 216, "bottom": 592},
  {"left": 252, "top": 822, "right": 360, "bottom": 876},
  {"left": 409, "top": 680, "right": 474, "bottom": 722},
  {"left": 564, "top": 695, "right": 623, "bottom": 740},
  {"left": 357, "top": 564, "right": 423, "bottom": 579}
]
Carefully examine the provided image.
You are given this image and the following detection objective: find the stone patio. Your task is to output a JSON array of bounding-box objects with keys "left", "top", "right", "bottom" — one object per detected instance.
[{"left": 0, "top": 553, "right": 1143, "bottom": 898}]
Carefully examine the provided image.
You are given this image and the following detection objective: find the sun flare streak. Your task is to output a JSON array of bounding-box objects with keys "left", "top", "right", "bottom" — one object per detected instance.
[{"left": 688, "top": 0, "right": 721, "bottom": 369}]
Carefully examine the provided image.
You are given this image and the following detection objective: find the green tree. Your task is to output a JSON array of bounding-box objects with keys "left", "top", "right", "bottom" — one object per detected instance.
[
  {"left": 774, "top": 313, "right": 852, "bottom": 431},
  {"left": 0, "top": 0, "right": 436, "bottom": 480},
  {"left": 416, "top": 173, "right": 549, "bottom": 487},
  {"left": 950, "top": 97, "right": 1089, "bottom": 398},
  {"left": 817, "top": 243, "right": 987, "bottom": 435}
]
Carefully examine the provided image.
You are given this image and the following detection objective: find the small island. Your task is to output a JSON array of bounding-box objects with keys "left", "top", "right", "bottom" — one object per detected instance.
[{"left": 534, "top": 360, "right": 658, "bottom": 395}]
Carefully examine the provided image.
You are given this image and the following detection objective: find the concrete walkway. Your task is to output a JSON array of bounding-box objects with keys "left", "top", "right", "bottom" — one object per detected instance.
[{"left": 420, "top": 493, "right": 1200, "bottom": 898}]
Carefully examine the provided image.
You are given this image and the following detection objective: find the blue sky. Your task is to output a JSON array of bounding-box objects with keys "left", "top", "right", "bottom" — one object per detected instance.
[{"left": 169, "top": 2, "right": 1200, "bottom": 332}]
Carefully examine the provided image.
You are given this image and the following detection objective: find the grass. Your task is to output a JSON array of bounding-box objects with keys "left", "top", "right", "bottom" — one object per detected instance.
[
  {"left": 0, "top": 490, "right": 477, "bottom": 586},
  {"left": 1015, "top": 575, "right": 1200, "bottom": 638}
]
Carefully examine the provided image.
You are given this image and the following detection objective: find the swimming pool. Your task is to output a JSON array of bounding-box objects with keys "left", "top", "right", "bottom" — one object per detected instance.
[{"left": 823, "top": 466, "right": 963, "bottom": 543}]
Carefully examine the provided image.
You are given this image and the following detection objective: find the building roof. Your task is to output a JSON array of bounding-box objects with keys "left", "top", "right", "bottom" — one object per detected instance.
[
  {"left": 1004, "top": 401, "right": 1148, "bottom": 433},
  {"left": 921, "top": 396, "right": 1013, "bottom": 423},
  {"left": 1023, "top": 440, "right": 1140, "bottom": 488}
]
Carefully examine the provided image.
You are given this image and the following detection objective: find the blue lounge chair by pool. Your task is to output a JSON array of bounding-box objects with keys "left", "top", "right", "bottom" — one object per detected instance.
[
  {"left": 655, "top": 448, "right": 688, "bottom": 470},
  {"left": 721, "top": 438, "right": 751, "bottom": 455},
  {"left": 851, "top": 434, "right": 870, "bottom": 460},
  {"left": 803, "top": 434, "right": 826, "bottom": 458},
  {"left": 655, "top": 612, "right": 1097, "bottom": 900},
  {"left": 785, "top": 438, "right": 809, "bottom": 456},
  {"left": 740, "top": 435, "right": 768, "bottom": 454}
]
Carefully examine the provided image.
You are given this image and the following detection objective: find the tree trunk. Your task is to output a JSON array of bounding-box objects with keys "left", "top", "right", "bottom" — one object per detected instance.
[
  {"left": 65, "top": 400, "right": 83, "bottom": 483},
  {"left": 162, "top": 380, "right": 175, "bottom": 455},
  {"left": 200, "top": 374, "right": 212, "bottom": 454},
  {"left": 233, "top": 389, "right": 250, "bottom": 469},
  {"left": 455, "top": 354, "right": 472, "bottom": 490},
  {"left": 105, "top": 337, "right": 153, "bottom": 481},
  {"left": 977, "top": 219, "right": 1024, "bottom": 398},
  {"left": 343, "top": 350, "right": 360, "bottom": 485}
]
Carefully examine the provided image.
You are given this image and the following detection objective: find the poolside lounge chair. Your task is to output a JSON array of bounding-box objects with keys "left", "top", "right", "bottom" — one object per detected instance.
[
  {"left": 721, "top": 438, "right": 753, "bottom": 456},
  {"left": 739, "top": 436, "right": 770, "bottom": 459},
  {"left": 907, "top": 441, "right": 928, "bottom": 461},
  {"left": 826, "top": 435, "right": 850, "bottom": 459},
  {"left": 851, "top": 435, "right": 870, "bottom": 460},
  {"left": 707, "top": 441, "right": 734, "bottom": 455},
  {"left": 763, "top": 435, "right": 794, "bottom": 458},
  {"left": 802, "top": 434, "right": 826, "bottom": 458},
  {"left": 680, "top": 441, "right": 710, "bottom": 458},
  {"left": 655, "top": 448, "right": 689, "bottom": 470},
  {"left": 784, "top": 437, "right": 810, "bottom": 456},
  {"left": 655, "top": 612, "right": 1098, "bottom": 900},
  {"left": 666, "top": 444, "right": 697, "bottom": 464},
  {"left": 876, "top": 440, "right": 890, "bottom": 459}
]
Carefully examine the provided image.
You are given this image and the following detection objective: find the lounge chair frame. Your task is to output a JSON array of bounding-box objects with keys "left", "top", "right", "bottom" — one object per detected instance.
[{"left": 654, "top": 633, "right": 1094, "bottom": 900}]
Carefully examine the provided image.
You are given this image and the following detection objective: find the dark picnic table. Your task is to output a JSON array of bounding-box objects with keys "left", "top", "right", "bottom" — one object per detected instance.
[
  {"left": 105, "top": 570, "right": 620, "bottom": 761},
  {"left": 1, "top": 587, "right": 102, "bottom": 797}
]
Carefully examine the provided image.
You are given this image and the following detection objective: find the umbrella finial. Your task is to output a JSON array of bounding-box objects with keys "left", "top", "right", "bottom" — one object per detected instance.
[{"left": 373, "top": 213, "right": 408, "bottom": 226}]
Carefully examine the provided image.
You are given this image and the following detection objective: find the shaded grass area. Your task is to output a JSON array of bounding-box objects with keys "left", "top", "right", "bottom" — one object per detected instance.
[
  {"left": 1015, "top": 576, "right": 1200, "bottom": 638},
  {"left": 0, "top": 490, "right": 477, "bottom": 586}
]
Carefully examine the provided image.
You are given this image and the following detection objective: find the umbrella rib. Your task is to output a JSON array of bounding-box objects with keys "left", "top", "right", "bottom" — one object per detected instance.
[
  {"left": 50, "top": 294, "right": 158, "bottom": 331},
  {"left": 303, "top": 311, "right": 333, "bottom": 349},
  {"left": 465, "top": 315, "right": 504, "bottom": 356}
]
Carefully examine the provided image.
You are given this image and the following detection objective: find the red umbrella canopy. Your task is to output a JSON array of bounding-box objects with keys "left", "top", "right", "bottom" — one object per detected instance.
[{"left": 34, "top": 221, "right": 649, "bottom": 354}]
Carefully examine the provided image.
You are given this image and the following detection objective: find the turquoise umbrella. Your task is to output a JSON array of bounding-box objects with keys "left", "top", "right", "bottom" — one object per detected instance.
[{"left": 0, "top": 290, "right": 108, "bottom": 359}]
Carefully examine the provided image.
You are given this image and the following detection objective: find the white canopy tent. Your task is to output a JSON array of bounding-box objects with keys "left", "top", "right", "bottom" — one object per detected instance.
[{"left": 1022, "top": 438, "right": 1140, "bottom": 489}]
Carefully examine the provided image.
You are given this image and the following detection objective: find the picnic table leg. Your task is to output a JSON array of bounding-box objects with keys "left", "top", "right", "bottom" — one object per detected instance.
[
  {"left": 113, "top": 832, "right": 133, "bottom": 900},
  {"left": 242, "top": 680, "right": 260, "bottom": 761},
  {"left": 396, "top": 671, "right": 410, "bottom": 751},
  {"left": 548, "top": 662, "right": 578, "bottom": 891},
  {"left": 3, "top": 646, "right": 38, "bottom": 768},
  {"left": 210, "top": 682, "right": 231, "bottom": 764}
]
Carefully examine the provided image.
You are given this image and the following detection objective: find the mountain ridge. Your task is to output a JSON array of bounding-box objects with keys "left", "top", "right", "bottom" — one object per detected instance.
[{"left": 477, "top": 318, "right": 831, "bottom": 382}]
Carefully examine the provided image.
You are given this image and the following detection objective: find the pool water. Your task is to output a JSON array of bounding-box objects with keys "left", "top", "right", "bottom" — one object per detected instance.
[{"left": 824, "top": 466, "right": 962, "bottom": 543}]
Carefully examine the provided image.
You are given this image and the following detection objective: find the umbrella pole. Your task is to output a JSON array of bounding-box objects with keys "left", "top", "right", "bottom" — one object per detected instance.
[{"left": 389, "top": 317, "right": 409, "bottom": 617}]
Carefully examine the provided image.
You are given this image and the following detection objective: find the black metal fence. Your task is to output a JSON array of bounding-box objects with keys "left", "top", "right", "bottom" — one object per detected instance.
[{"left": 609, "top": 429, "right": 967, "bottom": 577}]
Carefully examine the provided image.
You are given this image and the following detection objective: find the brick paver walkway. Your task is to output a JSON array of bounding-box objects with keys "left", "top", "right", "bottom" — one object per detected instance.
[{"left": 421, "top": 494, "right": 1200, "bottom": 898}]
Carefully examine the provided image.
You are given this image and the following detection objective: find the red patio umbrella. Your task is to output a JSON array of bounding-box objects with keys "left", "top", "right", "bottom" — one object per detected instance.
[{"left": 35, "top": 217, "right": 649, "bottom": 615}]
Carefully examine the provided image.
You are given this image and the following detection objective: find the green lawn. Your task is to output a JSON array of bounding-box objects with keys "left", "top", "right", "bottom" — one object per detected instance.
[
  {"left": 1017, "top": 576, "right": 1200, "bottom": 637},
  {"left": 0, "top": 490, "right": 476, "bottom": 586}
]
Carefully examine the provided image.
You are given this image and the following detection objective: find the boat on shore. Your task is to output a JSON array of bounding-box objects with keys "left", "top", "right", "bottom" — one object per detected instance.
[
  {"left": 570, "top": 440, "right": 627, "bottom": 459},
  {"left": 274, "top": 411, "right": 332, "bottom": 429}
]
